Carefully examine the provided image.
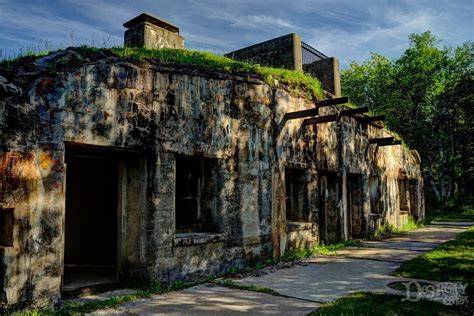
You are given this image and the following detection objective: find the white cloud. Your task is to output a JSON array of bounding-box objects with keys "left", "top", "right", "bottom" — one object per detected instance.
[
  {"left": 230, "top": 15, "right": 295, "bottom": 29},
  {"left": 304, "top": 7, "right": 446, "bottom": 67},
  {"left": 0, "top": 0, "right": 471, "bottom": 66}
]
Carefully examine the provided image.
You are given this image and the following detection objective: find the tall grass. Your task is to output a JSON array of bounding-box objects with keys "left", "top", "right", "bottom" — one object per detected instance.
[{"left": 371, "top": 215, "right": 420, "bottom": 239}]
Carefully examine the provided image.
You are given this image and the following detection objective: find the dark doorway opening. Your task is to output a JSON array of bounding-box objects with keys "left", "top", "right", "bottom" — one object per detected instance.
[
  {"left": 347, "top": 173, "right": 365, "bottom": 238},
  {"left": 398, "top": 178, "right": 409, "bottom": 212},
  {"left": 63, "top": 146, "right": 119, "bottom": 292},
  {"left": 0, "top": 208, "right": 13, "bottom": 247},
  {"left": 369, "top": 176, "right": 382, "bottom": 214},
  {"left": 318, "top": 172, "right": 341, "bottom": 243},
  {"left": 409, "top": 179, "right": 419, "bottom": 220}
]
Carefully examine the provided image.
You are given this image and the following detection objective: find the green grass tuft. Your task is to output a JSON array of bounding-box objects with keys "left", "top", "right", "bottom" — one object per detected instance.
[
  {"left": 370, "top": 215, "right": 421, "bottom": 239},
  {"left": 280, "top": 239, "right": 361, "bottom": 261},
  {"left": 309, "top": 291, "right": 461, "bottom": 315}
]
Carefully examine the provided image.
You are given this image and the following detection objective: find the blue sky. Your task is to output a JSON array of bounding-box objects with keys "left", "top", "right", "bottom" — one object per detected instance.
[{"left": 0, "top": 0, "right": 472, "bottom": 67}]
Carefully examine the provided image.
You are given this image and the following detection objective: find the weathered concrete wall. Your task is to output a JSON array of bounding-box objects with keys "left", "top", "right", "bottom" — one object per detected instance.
[
  {"left": 225, "top": 34, "right": 302, "bottom": 71},
  {"left": 0, "top": 49, "right": 423, "bottom": 307},
  {"left": 0, "top": 50, "right": 317, "bottom": 307}
]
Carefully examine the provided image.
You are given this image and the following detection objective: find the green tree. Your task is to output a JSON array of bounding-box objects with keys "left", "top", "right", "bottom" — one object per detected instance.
[{"left": 341, "top": 31, "right": 473, "bottom": 205}]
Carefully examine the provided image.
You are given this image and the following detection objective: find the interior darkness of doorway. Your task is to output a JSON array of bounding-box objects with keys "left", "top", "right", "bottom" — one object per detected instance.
[{"left": 63, "top": 147, "right": 119, "bottom": 292}]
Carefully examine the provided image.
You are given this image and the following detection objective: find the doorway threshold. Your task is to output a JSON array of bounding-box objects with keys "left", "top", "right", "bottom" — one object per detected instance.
[{"left": 62, "top": 265, "right": 120, "bottom": 298}]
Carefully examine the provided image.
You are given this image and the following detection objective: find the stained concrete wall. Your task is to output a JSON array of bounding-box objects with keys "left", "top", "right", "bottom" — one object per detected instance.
[
  {"left": 225, "top": 34, "right": 302, "bottom": 71},
  {"left": 0, "top": 49, "right": 423, "bottom": 307}
]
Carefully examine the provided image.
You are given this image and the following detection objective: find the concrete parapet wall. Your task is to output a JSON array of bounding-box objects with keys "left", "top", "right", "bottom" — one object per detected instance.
[{"left": 225, "top": 34, "right": 302, "bottom": 71}]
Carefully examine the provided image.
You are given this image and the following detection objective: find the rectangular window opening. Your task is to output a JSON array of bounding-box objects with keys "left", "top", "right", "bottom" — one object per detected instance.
[
  {"left": 285, "top": 168, "right": 307, "bottom": 222},
  {"left": 175, "top": 156, "right": 219, "bottom": 233},
  {"left": 0, "top": 208, "right": 13, "bottom": 247}
]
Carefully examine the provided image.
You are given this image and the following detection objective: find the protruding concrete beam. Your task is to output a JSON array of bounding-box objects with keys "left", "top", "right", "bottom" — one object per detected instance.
[
  {"left": 369, "top": 137, "right": 394, "bottom": 144},
  {"left": 340, "top": 106, "right": 369, "bottom": 117},
  {"left": 368, "top": 122, "right": 384, "bottom": 129},
  {"left": 279, "top": 97, "right": 350, "bottom": 128},
  {"left": 282, "top": 108, "right": 319, "bottom": 122},
  {"left": 316, "top": 96, "right": 349, "bottom": 107},
  {"left": 303, "top": 114, "right": 337, "bottom": 125},
  {"left": 378, "top": 140, "right": 402, "bottom": 147}
]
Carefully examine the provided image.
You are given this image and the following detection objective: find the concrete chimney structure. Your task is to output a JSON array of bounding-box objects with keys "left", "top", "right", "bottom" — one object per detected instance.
[{"left": 124, "top": 13, "right": 184, "bottom": 49}]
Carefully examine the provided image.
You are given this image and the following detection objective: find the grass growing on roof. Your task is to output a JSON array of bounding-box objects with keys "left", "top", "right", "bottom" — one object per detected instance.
[
  {"left": 0, "top": 46, "right": 324, "bottom": 100},
  {"left": 0, "top": 50, "right": 53, "bottom": 71},
  {"left": 109, "top": 47, "right": 324, "bottom": 99}
]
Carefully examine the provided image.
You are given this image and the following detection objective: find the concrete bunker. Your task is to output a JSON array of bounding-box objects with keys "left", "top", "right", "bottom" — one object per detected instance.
[{"left": 0, "top": 12, "right": 425, "bottom": 307}]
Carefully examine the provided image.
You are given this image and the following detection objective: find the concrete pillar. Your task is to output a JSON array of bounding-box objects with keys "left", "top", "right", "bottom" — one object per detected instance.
[
  {"left": 292, "top": 33, "right": 303, "bottom": 71},
  {"left": 271, "top": 163, "right": 286, "bottom": 257},
  {"left": 331, "top": 57, "right": 341, "bottom": 97},
  {"left": 341, "top": 171, "right": 348, "bottom": 240}
]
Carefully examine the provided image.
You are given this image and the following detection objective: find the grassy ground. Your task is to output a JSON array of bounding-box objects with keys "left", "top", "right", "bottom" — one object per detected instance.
[
  {"left": 311, "top": 216, "right": 474, "bottom": 315},
  {"left": 309, "top": 291, "right": 460, "bottom": 316},
  {"left": 113, "top": 47, "right": 324, "bottom": 99},
  {"left": 392, "top": 226, "right": 474, "bottom": 288},
  {"left": 391, "top": 226, "right": 473, "bottom": 314},
  {"left": 425, "top": 207, "right": 474, "bottom": 223}
]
